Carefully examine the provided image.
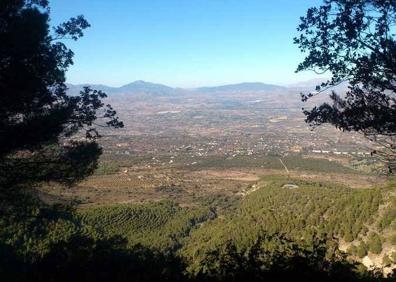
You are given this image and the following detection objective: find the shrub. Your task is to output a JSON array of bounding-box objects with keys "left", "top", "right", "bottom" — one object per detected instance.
[{"left": 367, "top": 233, "right": 382, "bottom": 255}]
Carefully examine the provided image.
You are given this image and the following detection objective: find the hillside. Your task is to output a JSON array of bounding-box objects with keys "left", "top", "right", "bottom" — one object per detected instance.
[
  {"left": 66, "top": 80, "right": 177, "bottom": 96},
  {"left": 3, "top": 175, "right": 395, "bottom": 280},
  {"left": 183, "top": 176, "right": 396, "bottom": 274}
]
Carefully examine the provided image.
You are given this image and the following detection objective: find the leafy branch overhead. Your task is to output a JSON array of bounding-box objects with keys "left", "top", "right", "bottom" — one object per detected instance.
[
  {"left": 295, "top": 0, "right": 396, "bottom": 173},
  {"left": 0, "top": 0, "right": 123, "bottom": 187}
]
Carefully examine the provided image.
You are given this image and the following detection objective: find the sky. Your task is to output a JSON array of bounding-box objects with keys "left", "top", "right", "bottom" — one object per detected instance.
[{"left": 50, "top": 0, "right": 324, "bottom": 88}]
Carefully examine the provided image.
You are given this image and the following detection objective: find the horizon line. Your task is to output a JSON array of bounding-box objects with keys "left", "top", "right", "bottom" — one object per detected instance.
[{"left": 66, "top": 78, "right": 330, "bottom": 89}]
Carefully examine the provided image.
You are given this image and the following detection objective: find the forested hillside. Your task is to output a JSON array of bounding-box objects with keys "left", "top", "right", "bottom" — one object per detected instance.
[
  {"left": 1, "top": 176, "right": 395, "bottom": 281},
  {"left": 183, "top": 177, "right": 396, "bottom": 273}
]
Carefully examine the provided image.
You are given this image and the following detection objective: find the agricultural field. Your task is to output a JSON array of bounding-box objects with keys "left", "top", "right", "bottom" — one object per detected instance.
[{"left": 38, "top": 154, "right": 385, "bottom": 208}]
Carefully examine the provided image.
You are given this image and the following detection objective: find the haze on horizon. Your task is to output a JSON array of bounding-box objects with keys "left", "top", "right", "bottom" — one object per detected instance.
[{"left": 51, "top": 0, "right": 325, "bottom": 88}]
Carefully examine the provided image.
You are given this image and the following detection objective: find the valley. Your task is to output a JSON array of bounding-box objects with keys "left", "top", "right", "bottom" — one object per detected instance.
[
  {"left": 32, "top": 80, "right": 396, "bottom": 274},
  {"left": 3, "top": 81, "right": 395, "bottom": 280},
  {"left": 3, "top": 1, "right": 396, "bottom": 280}
]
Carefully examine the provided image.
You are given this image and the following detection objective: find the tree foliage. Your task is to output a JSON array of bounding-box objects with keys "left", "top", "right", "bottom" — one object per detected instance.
[
  {"left": 367, "top": 233, "right": 382, "bottom": 254},
  {"left": 0, "top": 0, "right": 123, "bottom": 188},
  {"left": 295, "top": 0, "right": 396, "bottom": 172},
  {"left": 1, "top": 180, "right": 395, "bottom": 281}
]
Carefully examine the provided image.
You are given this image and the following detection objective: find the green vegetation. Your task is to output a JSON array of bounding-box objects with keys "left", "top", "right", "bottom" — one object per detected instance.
[
  {"left": 191, "top": 155, "right": 356, "bottom": 174},
  {"left": 295, "top": 0, "right": 396, "bottom": 173},
  {"left": 0, "top": 192, "right": 84, "bottom": 260},
  {"left": 356, "top": 243, "right": 368, "bottom": 259},
  {"left": 181, "top": 177, "right": 383, "bottom": 265},
  {"left": 2, "top": 0, "right": 395, "bottom": 280},
  {"left": 367, "top": 233, "right": 383, "bottom": 255},
  {"left": 1, "top": 175, "right": 396, "bottom": 281},
  {"left": 186, "top": 178, "right": 381, "bottom": 248},
  {"left": 94, "top": 162, "right": 121, "bottom": 175},
  {"left": 80, "top": 201, "right": 214, "bottom": 250},
  {"left": 378, "top": 197, "right": 396, "bottom": 232},
  {"left": 196, "top": 193, "right": 240, "bottom": 211}
]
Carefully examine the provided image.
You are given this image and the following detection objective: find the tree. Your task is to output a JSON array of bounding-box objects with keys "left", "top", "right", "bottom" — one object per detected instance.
[
  {"left": 356, "top": 242, "right": 368, "bottom": 258},
  {"left": 0, "top": 0, "right": 123, "bottom": 188},
  {"left": 295, "top": 0, "right": 396, "bottom": 173},
  {"left": 368, "top": 233, "right": 382, "bottom": 254},
  {"left": 344, "top": 230, "right": 354, "bottom": 243}
]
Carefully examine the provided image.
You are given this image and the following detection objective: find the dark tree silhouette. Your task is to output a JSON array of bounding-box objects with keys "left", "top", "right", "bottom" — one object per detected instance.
[
  {"left": 295, "top": 0, "right": 396, "bottom": 173},
  {"left": 0, "top": 0, "right": 123, "bottom": 188}
]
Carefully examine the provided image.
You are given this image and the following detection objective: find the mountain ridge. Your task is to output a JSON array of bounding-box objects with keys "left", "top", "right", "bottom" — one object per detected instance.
[
  {"left": 66, "top": 80, "right": 175, "bottom": 96},
  {"left": 195, "top": 82, "right": 287, "bottom": 93},
  {"left": 66, "top": 80, "right": 296, "bottom": 96}
]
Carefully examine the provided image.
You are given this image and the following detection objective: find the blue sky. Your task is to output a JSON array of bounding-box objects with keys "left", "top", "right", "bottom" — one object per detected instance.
[{"left": 50, "top": 0, "right": 323, "bottom": 87}]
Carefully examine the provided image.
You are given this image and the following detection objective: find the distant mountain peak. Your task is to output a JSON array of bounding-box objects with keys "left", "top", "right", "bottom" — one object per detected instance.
[{"left": 126, "top": 80, "right": 151, "bottom": 85}]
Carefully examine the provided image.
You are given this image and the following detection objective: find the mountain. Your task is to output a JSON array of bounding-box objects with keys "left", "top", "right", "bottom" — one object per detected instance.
[
  {"left": 66, "top": 80, "right": 342, "bottom": 97},
  {"left": 286, "top": 78, "right": 330, "bottom": 89},
  {"left": 66, "top": 80, "right": 177, "bottom": 96},
  {"left": 195, "top": 82, "right": 287, "bottom": 93},
  {"left": 66, "top": 83, "right": 117, "bottom": 96},
  {"left": 117, "top": 80, "right": 176, "bottom": 95},
  {"left": 66, "top": 81, "right": 288, "bottom": 96},
  {"left": 287, "top": 78, "right": 350, "bottom": 93}
]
